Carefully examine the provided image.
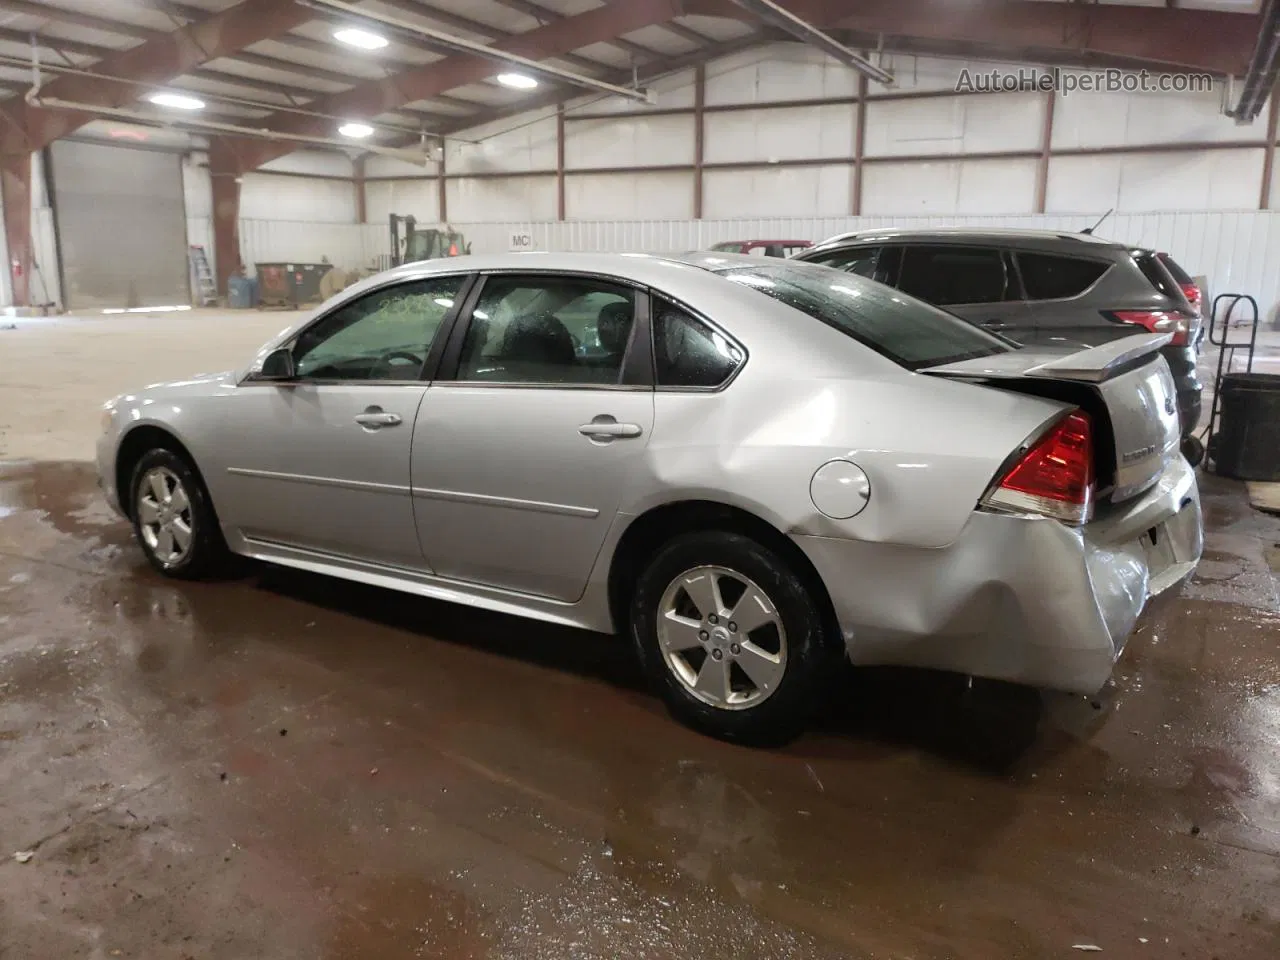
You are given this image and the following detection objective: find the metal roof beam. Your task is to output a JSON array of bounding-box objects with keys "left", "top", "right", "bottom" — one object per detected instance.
[{"left": 0, "top": 0, "right": 315, "bottom": 163}]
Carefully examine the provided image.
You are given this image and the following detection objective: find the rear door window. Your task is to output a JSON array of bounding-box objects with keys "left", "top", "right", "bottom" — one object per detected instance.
[
  {"left": 897, "top": 245, "right": 1012, "bottom": 305},
  {"left": 1015, "top": 252, "right": 1110, "bottom": 300},
  {"left": 652, "top": 298, "right": 745, "bottom": 388}
]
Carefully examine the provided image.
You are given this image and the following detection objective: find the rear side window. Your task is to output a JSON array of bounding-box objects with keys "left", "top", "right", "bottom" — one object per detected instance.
[
  {"left": 715, "top": 261, "right": 1010, "bottom": 370},
  {"left": 653, "top": 299, "right": 744, "bottom": 388},
  {"left": 897, "top": 245, "right": 1012, "bottom": 305},
  {"left": 1016, "top": 252, "right": 1110, "bottom": 300},
  {"left": 804, "top": 246, "right": 881, "bottom": 279}
]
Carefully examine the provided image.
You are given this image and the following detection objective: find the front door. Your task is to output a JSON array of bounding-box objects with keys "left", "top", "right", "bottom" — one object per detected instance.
[
  {"left": 411, "top": 272, "right": 654, "bottom": 602},
  {"left": 214, "top": 274, "right": 469, "bottom": 568}
]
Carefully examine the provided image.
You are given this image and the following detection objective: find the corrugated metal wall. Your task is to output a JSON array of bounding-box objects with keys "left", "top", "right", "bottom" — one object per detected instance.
[{"left": 209, "top": 211, "right": 1278, "bottom": 324}]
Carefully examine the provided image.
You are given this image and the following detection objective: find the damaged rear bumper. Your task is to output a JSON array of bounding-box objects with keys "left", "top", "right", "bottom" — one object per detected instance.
[{"left": 793, "top": 455, "right": 1203, "bottom": 695}]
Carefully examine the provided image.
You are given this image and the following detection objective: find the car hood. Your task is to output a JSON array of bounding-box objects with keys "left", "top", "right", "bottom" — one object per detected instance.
[{"left": 108, "top": 370, "right": 240, "bottom": 408}]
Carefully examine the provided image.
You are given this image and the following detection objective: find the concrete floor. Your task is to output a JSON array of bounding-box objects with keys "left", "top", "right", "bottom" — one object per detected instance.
[{"left": 1, "top": 311, "right": 1279, "bottom": 957}]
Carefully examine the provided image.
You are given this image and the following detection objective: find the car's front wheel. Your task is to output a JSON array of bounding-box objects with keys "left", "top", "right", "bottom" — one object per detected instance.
[
  {"left": 629, "top": 530, "right": 839, "bottom": 745},
  {"left": 129, "top": 448, "right": 228, "bottom": 580}
]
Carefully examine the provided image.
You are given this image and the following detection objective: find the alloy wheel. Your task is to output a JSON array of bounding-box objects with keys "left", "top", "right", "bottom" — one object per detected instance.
[
  {"left": 136, "top": 466, "right": 194, "bottom": 567},
  {"left": 656, "top": 565, "right": 788, "bottom": 711}
]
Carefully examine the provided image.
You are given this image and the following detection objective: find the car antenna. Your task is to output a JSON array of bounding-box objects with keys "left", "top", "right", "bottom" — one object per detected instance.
[{"left": 1081, "top": 209, "right": 1114, "bottom": 235}]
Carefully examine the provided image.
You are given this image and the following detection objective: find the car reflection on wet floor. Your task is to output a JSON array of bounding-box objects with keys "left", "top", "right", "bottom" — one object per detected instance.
[{"left": 0, "top": 461, "right": 1278, "bottom": 959}]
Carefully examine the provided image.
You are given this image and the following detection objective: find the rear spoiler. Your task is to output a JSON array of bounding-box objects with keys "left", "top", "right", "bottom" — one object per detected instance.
[
  {"left": 1022, "top": 333, "right": 1172, "bottom": 383},
  {"left": 921, "top": 332, "right": 1172, "bottom": 384}
]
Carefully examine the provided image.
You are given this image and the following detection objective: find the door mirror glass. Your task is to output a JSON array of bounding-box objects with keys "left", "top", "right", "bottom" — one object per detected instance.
[{"left": 259, "top": 347, "right": 296, "bottom": 380}]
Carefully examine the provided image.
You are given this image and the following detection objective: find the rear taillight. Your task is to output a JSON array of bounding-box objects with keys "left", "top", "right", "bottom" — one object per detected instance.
[
  {"left": 1179, "top": 282, "right": 1203, "bottom": 314},
  {"left": 1105, "top": 309, "right": 1190, "bottom": 347},
  {"left": 982, "top": 411, "right": 1094, "bottom": 525}
]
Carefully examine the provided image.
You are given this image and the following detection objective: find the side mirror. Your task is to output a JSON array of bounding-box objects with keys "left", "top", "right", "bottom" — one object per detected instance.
[{"left": 258, "top": 347, "right": 296, "bottom": 381}]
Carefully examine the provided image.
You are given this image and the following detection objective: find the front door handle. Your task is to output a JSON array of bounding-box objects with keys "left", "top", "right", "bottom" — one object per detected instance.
[
  {"left": 579, "top": 415, "right": 643, "bottom": 441},
  {"left": 354, "top": 407, "right": 403, "bottom": 429}
]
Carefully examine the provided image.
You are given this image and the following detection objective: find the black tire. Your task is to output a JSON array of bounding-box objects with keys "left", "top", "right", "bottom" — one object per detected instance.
[
  {"left": 128, "top": 448, "right": 230, "bottom": 580},
  {"left": 1181, "top": 434, "right": 1205, "bottom": 468},
  {"left": 629, "top": 530, "right": 840, "bottom": 746}
]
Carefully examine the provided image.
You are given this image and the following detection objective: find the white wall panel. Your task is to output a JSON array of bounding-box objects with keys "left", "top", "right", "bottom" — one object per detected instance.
[
  {"left": 565, "top": 172, "right": 691, "bottom": 220},
  {"left": 875, "top": 55, "right": 1028, "bottom": 94},
  {"left": 1052, "top": 86, "right": 1252, "bottom": 149},
  {"left": 240, "top": 174, "right": 356, "bottom": 223},
  {"left": 1273, "top": 154, "right": 1280, "bottom": 210},
  {"left": 365, "top": 179, "right": 439, "bottom": 224},
  {"left": 1046, "top": 149, "right": 1266, "bottom": 212},
  {"left": 445, "top": 175, "right": 557, "bottom": 222},
  {"left": 239, "top": 220, "right": 385, "bottom": 272},
  {"left": 862, "top": 158, "right": 1038, "bottom": 214},
  {"left": 704, "top": 44, "right": 858, "bottom": 105},
  {"left": 365, "top": 155, "right": 440, "bottom": 178},
  {"left": 564, "top": 114, "right": 695, "bottom": 168},
  {"left": 703, "top": 105, "right": 855, "bottom": 164},
  {"left": 566, "top": 69, "right": 696, "bottom": 115},
  {"left": 259, "top": 151, "right": 353, "bottom": 177},
  {"left": 447, "top": 116, "right": 557, "bottom": 176},
  {"left": 864, "top": 93, "right": 1043, "bottom": 157},
  {"left": 703, "top": 165, "right": 850, "bottom": 218}
]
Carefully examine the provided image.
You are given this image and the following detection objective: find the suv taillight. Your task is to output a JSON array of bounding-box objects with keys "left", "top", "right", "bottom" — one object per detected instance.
[
  {"left": 981, "top": 412, "right": 1094, "bottom": 525},
  {"left": 1178, "top": 282, "right": 1203, "bottom": 314},
  {"left": 1105, "top": 309, "right": 1190, "bottom": 347}
]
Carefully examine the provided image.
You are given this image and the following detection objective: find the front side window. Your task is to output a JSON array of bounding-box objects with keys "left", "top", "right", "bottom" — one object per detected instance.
[
  {"left": 713, "top": 260, "right": 1010, "bottom": 370},
  {"left": 653, "top": 298, "right": 744, "bottom": 388},
  {"left": 455, "top": 275, "right": 636, "bottom": 385},
  {"left": 292, "top": 276, "right": 465, "bottom": 381},
  {"left": 896, "top": 245, "right": 1012, "bottom": 306},
  {"left": 1016, "top": 252, "right": 1110, "bottom": 300}
]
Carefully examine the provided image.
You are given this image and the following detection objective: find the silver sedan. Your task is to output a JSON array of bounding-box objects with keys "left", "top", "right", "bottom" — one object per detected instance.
[{"left": 96, "top": 252, "right": 1203, "bottom": 743}]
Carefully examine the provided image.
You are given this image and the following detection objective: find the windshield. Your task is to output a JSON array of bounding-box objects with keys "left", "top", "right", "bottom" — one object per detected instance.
[
  {"left": 710, "top": 242, "right": 742, "bottom": 252},
  {"left": 711, "top": 261, "right": 1012, "bottom": 370}
]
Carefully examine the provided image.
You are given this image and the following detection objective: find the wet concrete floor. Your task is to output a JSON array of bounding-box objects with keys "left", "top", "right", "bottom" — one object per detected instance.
[{"left": 1, "top": 461, "right": 1278, "bottom": 959}]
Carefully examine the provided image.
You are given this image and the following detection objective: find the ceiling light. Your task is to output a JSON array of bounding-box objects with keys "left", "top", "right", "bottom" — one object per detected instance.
[
  {"left": 148, "top": 92, "right": 205, "bottom": 111},
  {"left": 497, "top": 73, "right": 538, "bottom": 90},
  {"left": 334, "top": 27, "right": 388, "bottom": 50},
  {"left": 339, "top": 122, "right": 374, "bottom": 139}
]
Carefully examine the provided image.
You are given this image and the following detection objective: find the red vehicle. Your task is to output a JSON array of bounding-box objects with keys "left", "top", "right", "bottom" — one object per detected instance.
[{"left": 709, "top": 240, "right": 812, "bottom": 258}]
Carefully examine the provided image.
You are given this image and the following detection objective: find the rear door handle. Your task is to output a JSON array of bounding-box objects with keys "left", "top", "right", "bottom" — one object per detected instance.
[
  {"left": 354, "top": 408, "right": 403, "bottom": 429},
  {"left": 579, "top": 417, "right": 643, "bottom": 441}
]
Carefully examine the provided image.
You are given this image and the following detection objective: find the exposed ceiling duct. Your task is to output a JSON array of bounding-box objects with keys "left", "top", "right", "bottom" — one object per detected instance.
[
  {"left": 1228, "top": 0, "right": 1279, "bottom": 123},
  {"left": 724, "top": 0, "right": 893, "bottom": 85},
  {"left": 295, "top": 0, "right": 656, "bottom": 104}
]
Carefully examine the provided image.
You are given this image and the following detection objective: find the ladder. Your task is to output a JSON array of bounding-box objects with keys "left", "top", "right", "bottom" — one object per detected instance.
[{"left": 189, "top": 245, "right": 218, "bottom": 306}]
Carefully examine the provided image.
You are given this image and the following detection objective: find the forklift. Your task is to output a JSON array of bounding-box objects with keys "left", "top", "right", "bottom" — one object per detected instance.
[{"left": 389, "top": 215, "right": 471, "bottom": 267}]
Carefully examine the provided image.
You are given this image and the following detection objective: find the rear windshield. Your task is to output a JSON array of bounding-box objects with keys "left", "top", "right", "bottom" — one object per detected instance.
[
  {"left": 712, "top": 261, "right": 1012, "bottom": 370},
  {"left": 1134, "top": 251, "right": 1181, "bottom": 300},
  {"left": 1158, "top": 252, "right": 1193, "bottom": 285}
]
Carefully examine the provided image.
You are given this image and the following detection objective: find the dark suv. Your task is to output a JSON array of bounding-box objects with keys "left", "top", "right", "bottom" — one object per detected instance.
[{"left": 794, "top": 228, "right": 1203, "bottom": 445}]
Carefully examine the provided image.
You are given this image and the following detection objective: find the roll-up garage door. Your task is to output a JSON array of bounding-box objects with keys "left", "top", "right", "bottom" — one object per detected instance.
[{"left": 48, "top": 140, "right": 190, "bottom": 311}]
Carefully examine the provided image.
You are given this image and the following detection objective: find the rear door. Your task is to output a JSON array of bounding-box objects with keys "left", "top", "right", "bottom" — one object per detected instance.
[
  {"left": 410, "top": 271, "right": 655, "bottom": 602},
  {"left": 1008, "top": 249, "right": 1115, "bottom": 348},
  {"left": 893, "top": 244, "right": 1033, "bottom": 342}
]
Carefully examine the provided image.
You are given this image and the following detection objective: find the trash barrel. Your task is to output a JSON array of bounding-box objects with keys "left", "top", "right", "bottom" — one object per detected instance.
[
  {"left": 227, "top": 275, "right": 257, "bottom": 309},
  {"left": 1211, "top": 373, "right": 1280, "bottom": 481}
]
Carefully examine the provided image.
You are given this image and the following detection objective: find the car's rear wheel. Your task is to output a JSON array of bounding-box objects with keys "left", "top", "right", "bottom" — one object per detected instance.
[
  {"left": 629, "top": 530, "right": 839, "bottom": 745},
  {"left": 129, "top": 448, "right": 228, "bottom": 580}
]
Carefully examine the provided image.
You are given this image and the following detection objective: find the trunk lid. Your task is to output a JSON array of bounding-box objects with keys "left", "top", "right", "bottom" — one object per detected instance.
[{"left": 921, "top": 333, "right": 1181, "bottom": 503}]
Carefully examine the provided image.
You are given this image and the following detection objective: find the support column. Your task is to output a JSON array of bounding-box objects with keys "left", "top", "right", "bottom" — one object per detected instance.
[
  {"left": 1259, "top": 92, "right": 1278, "bottom": 211},
  {"left": 437, "top": 140, "right": 448, "bottom": 223},
  {"left": 851, "top": 72, "right": 867, "bottom": 216},
  {"left": 1034, "top": 89, "right": 1057, "bottom": 214},
  {"left": 556, "top": 104, "right": 566, "bottom": 221},
  {"left": 354, "top": 155, "right": 368, "bottom": 224},
  {"left": 209, "top": 142, "right": 242, "bottom": 298},
  {"left": 1, "top": 154, "right": 33, "bottom": 308},
  {"left": 693, "top": 64, "right": 705, "bottom": 219}
]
